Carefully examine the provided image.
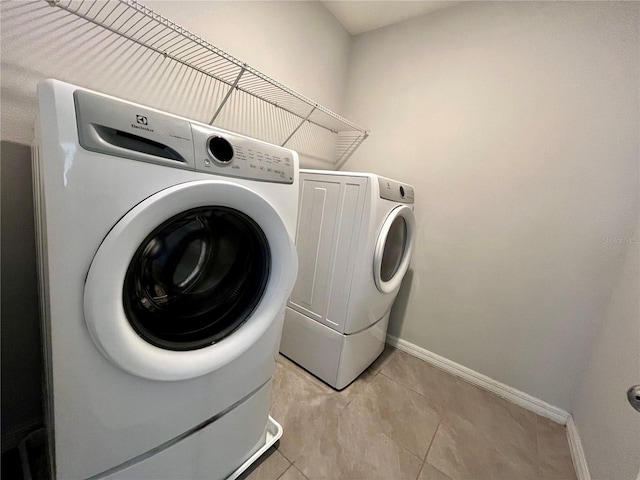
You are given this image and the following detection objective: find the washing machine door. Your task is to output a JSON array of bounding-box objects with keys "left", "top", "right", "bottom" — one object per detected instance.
[
  {"left": 84, "top": 180, "right": 297, "bottom": 381},
  {"left": 373, "top": 205, "right": 415, "bottom": 294}
]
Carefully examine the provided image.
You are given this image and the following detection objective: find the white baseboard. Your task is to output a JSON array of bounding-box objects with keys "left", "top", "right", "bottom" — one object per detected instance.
[
  {"left": 385, "top": 335, "right": 593, "bottom": 478},
  {"left": 386, "top": 334, "right": 571, "bottom": 425},
  {"left": 566, "top": 415, "right": 591, "bottom": 480}
]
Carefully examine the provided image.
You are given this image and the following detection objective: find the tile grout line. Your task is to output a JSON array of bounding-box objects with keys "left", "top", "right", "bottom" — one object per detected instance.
[
  {"left": 276, "top": 463, "right": 308, "bottom": 480},
  {"left": 276, "top": 444, "right": 294, "bottom": 466},
  {"left": 374, "top": 427, "right": 425, "bottom": 478},
  {"left": 342, "top": 365, "right": 440, "bottom": 467},
  {"left": 377, "top": 355, "right": 457, "bottom": 477},
  {"left": 416, "top": 420, "right": 451, "bottom": 480},
  {"left": 378, "top": 370, "right": 434, "bottom": 401},
  {"left": 535, "top": 414, "right": 542, "bottom": 478},
  {"left": 382, "top": 348, "right": 542, "bottom": 480},
  {"left": 386, "top": 336, "right": 570, "bottom": 425},
  {"left": 334, "top": 362, "right": 439, "bottom": 479},
  {"left": 341, "top": 370, "right": 381, "bottom": 411},
  {"left": 275, "top": 347, "right": 571, "bottom": 480},
  {"left": 337, "top": 372, "right": 427, "bottom": 476},
  {"left": 337, "top": 370, "right": 426, "bottom": 468}
]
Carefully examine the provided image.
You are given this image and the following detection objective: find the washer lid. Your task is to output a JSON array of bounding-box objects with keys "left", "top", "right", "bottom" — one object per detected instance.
[
  {"left": 373, "top": 205, "right": 415, "bottom": 294},
  {"left": 84, "top": 180, "right": 297, "bottom": 381}
]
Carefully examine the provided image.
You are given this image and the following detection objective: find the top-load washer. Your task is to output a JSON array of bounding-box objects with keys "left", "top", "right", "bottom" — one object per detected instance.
[
  {"left": 280, "top": 170, "right": 415, "bottom": 389},
  {"left": 32, "top": 79, "right": 298, "bottom": 479}
]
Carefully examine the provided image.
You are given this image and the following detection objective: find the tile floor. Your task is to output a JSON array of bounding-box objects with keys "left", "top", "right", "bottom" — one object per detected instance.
[{"left": 242, "top": 347, "right": 577, "bottom": 480}]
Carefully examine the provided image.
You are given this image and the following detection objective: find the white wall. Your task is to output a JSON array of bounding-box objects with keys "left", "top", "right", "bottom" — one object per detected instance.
[
  {"left": 146, "top": 1, "right": 350, "bottom": 114},
  {"left": 573, "top": 222, "right": 640, "bottom": 480},
  {"left": 0, "top": 0, "right": 351, "bottom": 167},
  {"left": 341, "top": 1, "right": 639, "bottom": 411}
]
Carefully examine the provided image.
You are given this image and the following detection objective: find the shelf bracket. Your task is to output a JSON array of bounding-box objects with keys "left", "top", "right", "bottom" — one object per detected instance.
[
  {"left": 281, "top": 105, "right": 317, "bottom": 147},
  {"left": 209, "top": 66, "right": 246, "bottom": 125},
  {"left": 335, "top": 131, "right": 369, "bottom": 170}
]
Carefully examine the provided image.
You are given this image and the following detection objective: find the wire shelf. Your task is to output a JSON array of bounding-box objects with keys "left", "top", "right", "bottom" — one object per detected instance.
[{"left": 45, "top": 0, "right": 368, "bottom": 164}]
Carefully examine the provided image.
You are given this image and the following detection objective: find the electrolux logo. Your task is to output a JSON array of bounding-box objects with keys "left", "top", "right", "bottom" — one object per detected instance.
[{"left": 131, "top": 114, "right": 154, "bottom": 132}]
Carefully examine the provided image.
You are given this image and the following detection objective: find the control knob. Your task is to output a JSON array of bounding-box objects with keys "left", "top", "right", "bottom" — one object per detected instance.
[{"left": 207, "top": 136, "right": 234, "bottom": 164}]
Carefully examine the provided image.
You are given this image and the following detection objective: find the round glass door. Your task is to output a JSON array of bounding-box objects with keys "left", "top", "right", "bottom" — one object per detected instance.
[
  {"left": 84, "top": 180, "right": 297, "bottom": 381},
  {"left": 123, "top": 206, "right": 270, "bottom": 351},
  {"left": 373, "top": 205, "right": 415, "bottom": 293},
  {"left": 380, "top": 216, "right": 407, "bottom": 283}
]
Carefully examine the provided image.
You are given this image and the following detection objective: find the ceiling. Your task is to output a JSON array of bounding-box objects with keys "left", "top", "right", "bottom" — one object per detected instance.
[{"left": 322, "top": 1, "right": 462, "bottom": 36}]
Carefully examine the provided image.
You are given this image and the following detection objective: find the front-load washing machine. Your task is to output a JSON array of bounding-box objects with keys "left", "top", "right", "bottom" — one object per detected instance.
[
  {"left": 32, "top": 79, "right": 298, "bottom": 479},
  {"left": 280, "top": 170, "right": 415, "bottom": 390}
]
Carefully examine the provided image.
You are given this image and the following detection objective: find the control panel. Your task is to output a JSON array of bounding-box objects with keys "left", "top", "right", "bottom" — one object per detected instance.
[
  {"left": 74, "top": 88, "right": 295, "bottom": 184},
  {"left": 378, "top": 176, "right": 415, "bottom": 204},
  {"left": 192, "top": 124, "right": 294, "bottom": 184}
]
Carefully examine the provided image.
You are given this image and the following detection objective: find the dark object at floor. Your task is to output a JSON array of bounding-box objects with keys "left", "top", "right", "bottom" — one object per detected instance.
[
  {"left": 18, "top": 428, "right": 49, "bottom": 480},
  {"left": 2, "top": 446, "right": 23, "bottom": 479}
]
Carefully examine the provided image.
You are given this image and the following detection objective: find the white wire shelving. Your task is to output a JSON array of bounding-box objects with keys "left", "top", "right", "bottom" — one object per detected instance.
[{"left": 44, "top": 0, "right": 368, "bottom": 164}]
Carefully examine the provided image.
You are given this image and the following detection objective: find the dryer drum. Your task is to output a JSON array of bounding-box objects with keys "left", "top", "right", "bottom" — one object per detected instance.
[
  {"left": 380, "top": 215, "right": 407, "bottom": 282},
  {"left": 123, "top": 206, "right": 271, "bottom": 351}
]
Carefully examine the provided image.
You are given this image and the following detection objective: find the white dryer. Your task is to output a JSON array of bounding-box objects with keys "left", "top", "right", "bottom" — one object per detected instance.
[
  {"left": 33, "top": 79, "right": 298, "bottom": 479},
  {"left": 280, "top": 170, "right": 415, "bottom": 390}
]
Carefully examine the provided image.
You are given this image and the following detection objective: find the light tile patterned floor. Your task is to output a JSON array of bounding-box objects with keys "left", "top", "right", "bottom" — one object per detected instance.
[{"left": 241, "top": 347, "right": 576, "bottom": 480}]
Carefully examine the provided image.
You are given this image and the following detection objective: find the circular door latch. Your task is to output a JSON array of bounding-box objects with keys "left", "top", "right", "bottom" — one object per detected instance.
[{"left": 627, "top": 385, "right": 640, "bottom": 413}]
